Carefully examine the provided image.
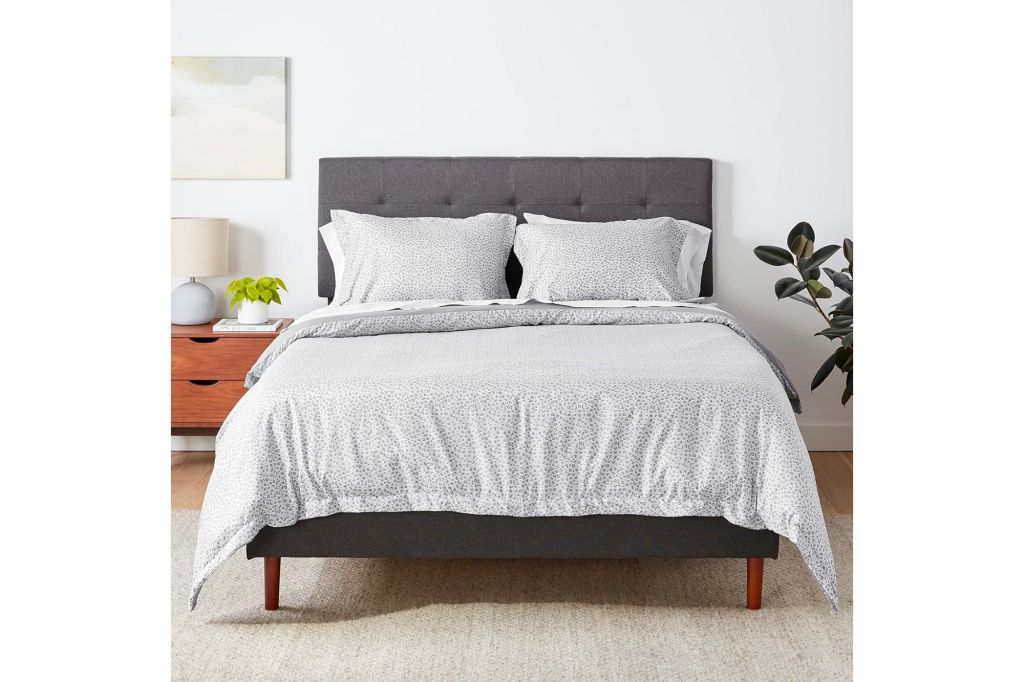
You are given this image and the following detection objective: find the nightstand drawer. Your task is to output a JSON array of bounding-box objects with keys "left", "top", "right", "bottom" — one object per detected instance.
[
  {"left": 171, "top": 380, "right": 248, "bottom": 425},
  {"left": 171, "top": 337, "right": 271, "bottom": 380}
]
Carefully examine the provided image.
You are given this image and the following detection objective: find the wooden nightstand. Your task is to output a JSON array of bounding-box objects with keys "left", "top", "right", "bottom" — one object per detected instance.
[{"left": 171, "top": 318, "right": 292, "bottom": 434}]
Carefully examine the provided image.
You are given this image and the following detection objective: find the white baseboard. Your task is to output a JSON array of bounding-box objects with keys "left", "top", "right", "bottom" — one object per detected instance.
[
  {"left": 174, "top": 425, "right": 852, "bottom": 454},
  {"left": 172, "top": 435, "right": 216, "bottom": 451},
  {"left": 798, "top": 423, "right": 853, "bottom": 451}
]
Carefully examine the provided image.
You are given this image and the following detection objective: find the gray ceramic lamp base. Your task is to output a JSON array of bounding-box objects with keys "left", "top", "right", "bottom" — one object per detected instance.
[{"left": 171, "top": 280, "right": 217, "bottom": 325}]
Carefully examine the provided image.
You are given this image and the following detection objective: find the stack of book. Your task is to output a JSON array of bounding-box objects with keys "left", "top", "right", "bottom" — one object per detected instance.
[{"left": 212, "top": 318, "right": 284, "bottom": 333}]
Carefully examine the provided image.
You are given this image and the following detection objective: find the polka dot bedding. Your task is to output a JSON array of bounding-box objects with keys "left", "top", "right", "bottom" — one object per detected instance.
[
  {"left": 327, "top": 210, "right": 516, "bottom": 305},
  {"left": 190, "top": 302, "right": 837, "bottom": 610},
  {"left": 514, "top": 218, "right": 693, "bottom": 301}
]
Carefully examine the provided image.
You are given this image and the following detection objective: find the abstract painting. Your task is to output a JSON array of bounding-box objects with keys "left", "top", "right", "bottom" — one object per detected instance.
[{"left": 171, "top": 57, "right": 286, "bottom": 179}]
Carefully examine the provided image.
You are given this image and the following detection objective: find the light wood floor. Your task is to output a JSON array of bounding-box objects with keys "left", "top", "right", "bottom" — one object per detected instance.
[{"left": 172, "top": 451, "right": 852, "bottom": 514}]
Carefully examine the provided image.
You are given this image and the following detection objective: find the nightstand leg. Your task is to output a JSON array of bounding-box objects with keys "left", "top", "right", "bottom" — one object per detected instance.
[{"left": 264, "top": 557, "right": 280, "bottom": 610}]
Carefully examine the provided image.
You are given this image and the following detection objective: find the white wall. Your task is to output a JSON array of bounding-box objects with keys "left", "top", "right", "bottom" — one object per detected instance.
[{"left": 172, "top": 0, "right": 852, "bottom": 451}]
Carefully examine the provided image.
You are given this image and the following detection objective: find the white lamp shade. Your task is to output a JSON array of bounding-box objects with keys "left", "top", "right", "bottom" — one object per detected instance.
[{"left": 172, "top": 217, "right": 229, "bottom": 277}]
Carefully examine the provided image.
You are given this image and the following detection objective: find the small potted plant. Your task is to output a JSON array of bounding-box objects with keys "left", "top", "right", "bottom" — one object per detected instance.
[{"left": 225, "top": 276, "right": 288, "bottom": 324}]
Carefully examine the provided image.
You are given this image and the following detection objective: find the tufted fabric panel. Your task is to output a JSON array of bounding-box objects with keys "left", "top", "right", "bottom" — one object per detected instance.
[{"left": 319, "top": 157, "right": 713, "bottom": 299}]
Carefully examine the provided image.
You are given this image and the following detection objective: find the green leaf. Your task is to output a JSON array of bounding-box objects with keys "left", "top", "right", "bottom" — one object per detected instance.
[
  {"left": 843, "top": 238, "right": 853, "bottom": 271},
  {"left": 257, "top": 276, "right": 273, "bottom": 288},
  {"left": 811, "top": 351, "right": 837, "bottom": 390},
  {"left": 754, "top": 246, "right": 794, "bottom": 266},
  {"left": 806, "top": 267, "right": 821, "bottom": 282},
  {"left": 774, "top": 277, "right": 808, "bottom": 299},
  {"left": 807, "top": 280, "right": 833, "bottom": 299},
  {"left": 835, "top": 346, "right": 853, "bottom": 371},
  {"left": 791, "top": 294, "right": 817, "bottom": 307},
  {"left": 245, "top": 285, "right": 258, "bottom": 300},
  {"left": 231, "top": 292, "right": 244, "bottom": 308},
  {"left": 787, "top": 222, "right": 815, "bottom": 257},
  {"left": 274, "top": 278, "right": 288, "bottom": 292},
  {"left": 825, "top": 268, "right": 853, "bottom": 294},
  {"left": 271, "top": 290, "right": 282, "bottom": 305},
  {"left": 804, "top": 244, "right": 841, "bottom": 271},
  {"left": 841, "top": 371, "right": 853, "bottom": 405},
  {"left": 832, "top": 296, "right": 853, "bottom": 316},
  {"left": 259, "top": 289, "right": 273, "bottom": 303},
  {"left": 791, "top": 235, "right": 814, "bottom": 259},
  {"left": 842, "top": 331, "right": 853, "bottom": 348},
  {"left": 830, "top": 314, "right": 853, "bottom": 328},
  {"left": 240, "top": 277, "right": 254, "bottom": 286},
  {"left": 816, "top": 327, "right": 847, "bottom": 339}
]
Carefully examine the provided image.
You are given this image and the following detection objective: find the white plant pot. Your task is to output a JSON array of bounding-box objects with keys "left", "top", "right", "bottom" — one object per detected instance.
[{"left": 238, "top": 299, "right": 269, "bottom": 324}]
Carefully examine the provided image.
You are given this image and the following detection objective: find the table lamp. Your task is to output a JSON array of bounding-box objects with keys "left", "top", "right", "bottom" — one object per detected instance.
[{"left": 171, "top": 217, "right": 229, "bottom": 325}]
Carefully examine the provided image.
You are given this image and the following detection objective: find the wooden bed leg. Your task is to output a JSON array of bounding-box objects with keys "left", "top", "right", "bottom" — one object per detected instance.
[
  {"left": 264, "top": 557, "right": 280, "bottom": 611},
  {"left": 746, "top": 557, "right": 764, "bottom": 610}
]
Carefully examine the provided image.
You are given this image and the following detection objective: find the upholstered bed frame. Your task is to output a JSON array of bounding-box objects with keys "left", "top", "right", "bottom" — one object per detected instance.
[{"left": 247, "top": 157, "right": 778, "bottom": 611}]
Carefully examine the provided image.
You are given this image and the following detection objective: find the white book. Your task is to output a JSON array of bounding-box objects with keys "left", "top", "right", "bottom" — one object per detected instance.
[{"left": 212, "top": 318, "right": 284, "bottom": 333}]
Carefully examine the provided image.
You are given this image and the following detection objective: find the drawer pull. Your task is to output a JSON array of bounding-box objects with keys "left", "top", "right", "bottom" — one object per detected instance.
[
  {"left": 188, "top": 379, "right": 220, "bottom": 386},
  {"left": 188, "top": 337, "right": 220, "bottom": 344}
]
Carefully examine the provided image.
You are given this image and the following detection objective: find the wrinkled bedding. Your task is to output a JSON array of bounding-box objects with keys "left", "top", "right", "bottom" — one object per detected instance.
[{"left": 190, "top": 301, "right": 837, "bottom": 609}]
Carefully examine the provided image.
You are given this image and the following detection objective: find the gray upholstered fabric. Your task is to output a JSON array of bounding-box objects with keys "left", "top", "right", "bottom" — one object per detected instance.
[
  {"left": 247, "top": 512, "right": 779, "bottom": 559},
  {"left": 318, "top": 157, "right": 713, "bottom": 299}
]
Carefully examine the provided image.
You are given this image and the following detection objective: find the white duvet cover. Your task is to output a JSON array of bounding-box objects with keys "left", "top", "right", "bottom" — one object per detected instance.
[{"left": 190, "top": 300, "right": 837, "bottom": 609}]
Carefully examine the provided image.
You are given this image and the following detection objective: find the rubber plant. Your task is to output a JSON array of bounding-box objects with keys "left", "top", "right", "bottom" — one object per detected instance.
[
  {"left": 225, "top": 276, "right": 288, "bottom": 308},
  {"left": 754, "top": 223, "right": 853, "bottom": 405}
]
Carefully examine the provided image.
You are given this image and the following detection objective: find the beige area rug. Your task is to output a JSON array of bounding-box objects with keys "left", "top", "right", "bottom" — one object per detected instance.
[{"left": 173, "top": 511, "right": 851, "bottom": 681}]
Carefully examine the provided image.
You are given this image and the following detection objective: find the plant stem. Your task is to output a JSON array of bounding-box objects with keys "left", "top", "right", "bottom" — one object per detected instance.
[{"left": 796, "top": 264, "right": 833, "bottom": 326}]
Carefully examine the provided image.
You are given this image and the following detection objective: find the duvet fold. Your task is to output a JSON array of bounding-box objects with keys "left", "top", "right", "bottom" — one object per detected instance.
[{"left": 190, "top": 301, "right": 837, "bottom": 610}]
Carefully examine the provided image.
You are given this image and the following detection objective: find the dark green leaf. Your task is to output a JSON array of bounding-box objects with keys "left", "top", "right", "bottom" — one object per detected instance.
[
  {"left": 791, "top": 294, "right": 817, "bottom": 307},
  {"left": 841, "top": 385, "right": 852, "bottom": 405},
  {"left": 835, "top": 346, "right": 853, "bottom": 371},
  {"left": 774, "top": 277, "right": 808, "bottom": 299},
  {"left": 787, "top": 222, "right": 815, "bottom": 256},
  {"left": 830, "top": 314, "right": 853, "bottom": 328},
  {"left": 811, "top": 351, "right": 837, "bottom": 390},
  {"left": 806, "top": 267, "right": 821, "bottom": 281},
  {"left": 842, "top": 331, "right": 853, "bottom": 348},
  {"left": 816, "top": 327, "right": 847, "bottom": 339},
  {"left": 832, "top": 296, "right": 852, "bottom": 316},
  {"left": 807, "top": 280, "right": 833, "bottom": 299},
  {"left": 841, "top": 371, "right": 853, "bottom": 405},
  {"left": 843, "top": 238, "right": 853, "bottom": 272},
  {"left": 804, "top": 244, "right": 841, "bottom": 271},
  {"left": 825, "top": 267, "right": 853, "bottom": 294},
  {"left": 754, "top": 246, "right": 794, "bottom": 266}
]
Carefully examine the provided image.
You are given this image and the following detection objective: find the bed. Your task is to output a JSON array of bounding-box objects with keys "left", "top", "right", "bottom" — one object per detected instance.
[{"left": 190, "top": 157, "right": 837, "bottom": 613}]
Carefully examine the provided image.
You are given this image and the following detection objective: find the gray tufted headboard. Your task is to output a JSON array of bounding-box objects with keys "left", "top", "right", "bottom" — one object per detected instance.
[{"left": 318, "top": 157, "right": 713, "bottom": 299}]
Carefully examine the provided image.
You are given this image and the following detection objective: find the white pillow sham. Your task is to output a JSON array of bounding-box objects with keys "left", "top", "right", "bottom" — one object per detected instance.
[
  {"left": 523, "top": 213, "right": 711, "bottom": 298},
  {"left": 513, "top": 217, "right": 691, "bottom": 301},
  {"left": 326, "top": 210, "right": 516, "bottom": 306},
  {"left": 319, "top": 223, "right": 346, "bottom": 306}
]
